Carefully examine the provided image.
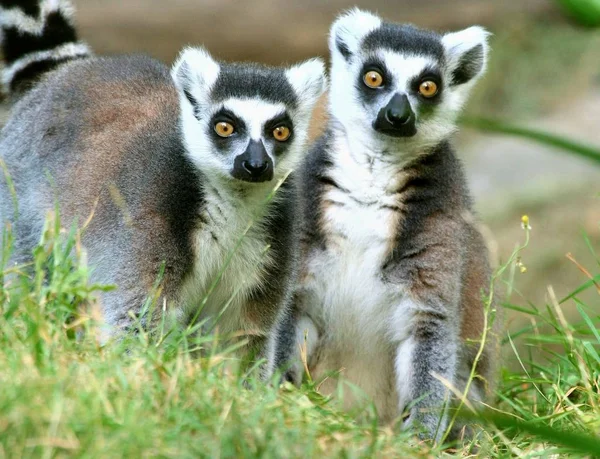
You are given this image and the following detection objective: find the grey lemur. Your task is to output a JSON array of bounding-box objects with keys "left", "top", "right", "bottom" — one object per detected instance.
[
  {"left": 277, "top": 9, "right": 501, "bottom": 441},
  {"left": 0, "top": 0, "right": 326, "bottom": 378}
]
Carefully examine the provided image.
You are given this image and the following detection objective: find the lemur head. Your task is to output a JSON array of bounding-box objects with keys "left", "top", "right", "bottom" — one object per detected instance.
[
  {"left": 172, "top": 48, "right": 326, "bottom": 185},
  {"left": 329, "top": 9, "right": 489, "bottom": 152}
]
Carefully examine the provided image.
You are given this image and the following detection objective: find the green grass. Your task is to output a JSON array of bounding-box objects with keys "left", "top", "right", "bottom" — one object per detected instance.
[{"left": 1, "top": 212, "right": 599, "bottom": 458}]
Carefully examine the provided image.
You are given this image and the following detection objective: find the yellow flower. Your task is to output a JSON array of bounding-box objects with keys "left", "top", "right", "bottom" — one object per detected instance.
[{"left": 521, "top": 215, "right": 532, "bottom": 230}]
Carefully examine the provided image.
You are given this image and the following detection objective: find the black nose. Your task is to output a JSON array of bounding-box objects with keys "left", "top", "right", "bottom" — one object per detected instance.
[
  {"left": 242, "top": 160, "right": 269, "bottom": 176},
  {"left": 232, "top": 140, "right": 274, "bottom": 183},
  {"left": 385, "top": 93, "right": 413, "bottom": 126},
  {"left": 373, "top": 92, "right": 417, "bottom": 138}
]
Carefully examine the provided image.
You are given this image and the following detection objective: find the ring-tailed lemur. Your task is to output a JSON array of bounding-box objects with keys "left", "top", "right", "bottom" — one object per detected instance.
[
  {"left": 277, "top": 9, "right": 501, "bottom": 440},
  {"left": 0, "top": 0, "right": 326, "bottom": 378}
]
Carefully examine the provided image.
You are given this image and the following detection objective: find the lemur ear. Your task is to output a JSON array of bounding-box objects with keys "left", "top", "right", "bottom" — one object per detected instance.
[
  {"left": 285, "top": 58, "right": 327, "bottom": 113},
  {"left": 329, "top": 8, "right": 381, "bottom": 61},
  {"left": 171, "top": 47, "right": 220, "bottom": 117},
  {"left": 442, "top": 26, "right": 490, "bottom": 86}
]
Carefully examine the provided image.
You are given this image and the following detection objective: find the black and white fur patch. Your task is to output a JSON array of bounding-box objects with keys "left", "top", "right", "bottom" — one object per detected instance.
[{"left": 0, "top": 0, "right": 90, "bottom": 95}]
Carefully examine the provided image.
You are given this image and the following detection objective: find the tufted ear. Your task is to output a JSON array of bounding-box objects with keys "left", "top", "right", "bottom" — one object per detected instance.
[
  {"left": 442, "top": 26, "right": 490, "bottom": 86},
  {"left": 285, "top": 58, "right": 327, "bottom": 114},
  {"left": 171, "top": 46, "right": 220, "bottom": 118},
  {"left": 329, "top": 8, "right": 381, "bottom": 62}
]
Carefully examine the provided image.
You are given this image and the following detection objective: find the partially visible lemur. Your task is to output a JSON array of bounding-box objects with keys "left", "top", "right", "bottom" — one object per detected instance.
[
  {"left": 0, "top": 0, "right": 326, "bottom": 378},
  {"left": 277, "top": 9, "right": 501, "bottom": 440}
]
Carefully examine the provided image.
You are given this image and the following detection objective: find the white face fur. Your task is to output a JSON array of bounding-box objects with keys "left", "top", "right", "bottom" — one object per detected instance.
[
  {"left": 328, "top": 9, "right": 489, "bottom": 156},
  {"left": 171, "top": 48, "right": 326, "bottom": 188}
]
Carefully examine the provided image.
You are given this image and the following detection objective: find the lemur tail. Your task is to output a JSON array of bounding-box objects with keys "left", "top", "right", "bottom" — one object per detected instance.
[{"left": 0, "top": 0, "right": 91, "bottom": 98}]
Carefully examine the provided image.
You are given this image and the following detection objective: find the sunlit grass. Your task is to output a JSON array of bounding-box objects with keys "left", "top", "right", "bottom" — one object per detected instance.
[{"left": 1, "top": 210, "right": 599, "bottom": 457}]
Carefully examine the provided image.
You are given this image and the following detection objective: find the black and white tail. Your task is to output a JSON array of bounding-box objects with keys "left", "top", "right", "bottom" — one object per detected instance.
[{"left": 0, "top": 0, "right": 91, "bottom": 98}]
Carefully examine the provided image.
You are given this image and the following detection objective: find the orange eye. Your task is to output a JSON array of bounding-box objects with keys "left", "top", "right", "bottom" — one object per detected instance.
[
  {"left": 215, "top": 122, "right": 235, "bottom": 137},
  {"left": 418, "top": 80, "right": 438, "bottom": 98},
  {"left": 363, "top": 70, "right": 384, "bottom": 88},
  {"left": 273, "top": 125, "right": 291, "bottom": 142}
]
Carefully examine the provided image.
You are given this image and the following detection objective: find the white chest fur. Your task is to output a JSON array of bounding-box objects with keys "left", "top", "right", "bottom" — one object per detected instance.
[
  {"left": 303, "top": 136, "right": 407, "bottom": 340},
  {"left": 300, "top": 136, "right": 414, "bottom": 421},
  {"left": 179, "top": 183, "right": 272, "bottom": 335}
]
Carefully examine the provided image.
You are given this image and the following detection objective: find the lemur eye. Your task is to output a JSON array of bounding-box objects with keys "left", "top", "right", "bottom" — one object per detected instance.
[
  {"left": 273, "top": 125, "right": 291, "bottom": 142},
  {"left": 418, "top": 80, "right": 438, "bottom": 98},
  {"left": 363, "top": 70, "right": 384, "bottom": 89},
  {"left": 214, "top": 122, "right": 235, "bottom": 137}
]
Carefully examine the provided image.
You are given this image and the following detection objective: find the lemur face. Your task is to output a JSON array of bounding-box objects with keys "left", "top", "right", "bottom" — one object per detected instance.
[
  {"left": 329, "top": 9, "right": 489, "bottom": 151},
  {"left": 173, "top": 49, "right": 325, "bottom": 184}
]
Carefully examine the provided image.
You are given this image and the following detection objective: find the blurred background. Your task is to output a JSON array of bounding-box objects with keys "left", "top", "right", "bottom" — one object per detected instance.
[{"left": 2, "top": 0, "right": 599, "bottom": 355}]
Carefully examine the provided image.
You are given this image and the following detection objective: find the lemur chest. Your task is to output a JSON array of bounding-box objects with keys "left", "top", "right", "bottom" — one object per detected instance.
[
  {"left": 302, "top": 159, "right": 406, "bottom": 341},
  {"left": 324, "top": 157, "right": 403, "bottom": 248},
  {"left": 299, "top": 156, "right": 411, "bottom": 420},
  {"left": 179, "top": 196, "right": 271, "bottom": 335}
]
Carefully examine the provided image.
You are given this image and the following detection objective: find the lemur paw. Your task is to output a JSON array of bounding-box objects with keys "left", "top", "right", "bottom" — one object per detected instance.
[
  {"left": 403, "top": 409, "right": 447, "bottom": 444},
  {"left": 280, "top": 367, "right": 302, "bottom": 387}
]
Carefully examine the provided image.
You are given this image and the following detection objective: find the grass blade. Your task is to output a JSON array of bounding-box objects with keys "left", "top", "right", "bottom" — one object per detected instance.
[
  {"left": 559, "top": 275, "right": 600, "bottom": 304},
  {"left": 461, "top": 116, "right": 600, "bottom": 165},
  {"left": 474, "top": 411, "right": 600, "bottom": 455},
  {"left": 576, "top": 303, "right": 600, "bottom": 344}
]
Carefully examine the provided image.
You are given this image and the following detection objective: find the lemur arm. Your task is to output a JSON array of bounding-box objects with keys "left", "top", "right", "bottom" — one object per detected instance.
[
  {"left": 385, "top": 219, "right": 464, "bottom": 441},
  {"left": 242, "top": 183, "right": 300, "bottom": 382},
  {"left": 393, "top": 299, "right": 460, "bottom": 441},
  {"left": 241, "top": 287, "right": 295, "bottom": 382},
  {"left": 273, "top": 299, "right": 320, "bottom": 386}
]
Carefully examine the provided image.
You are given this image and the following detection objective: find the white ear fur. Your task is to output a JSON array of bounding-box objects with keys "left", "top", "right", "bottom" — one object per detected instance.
[
  {"left": 329, "top": 8, "right": 381, "bottom": 60},
  {"left": 171, "top": 46, "right": 220, "bottom": 112},
  {"left": 442, "top": 26, "right": 490, "bottom": 85},
  {"left": 285, "top": 58, "right": 327, "bottom": 112}
]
